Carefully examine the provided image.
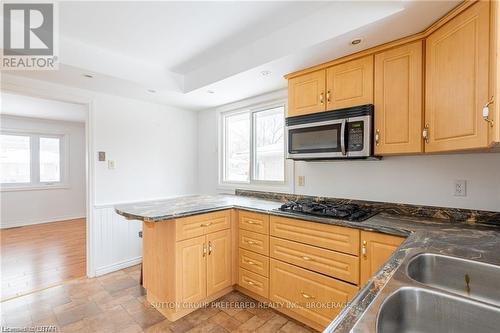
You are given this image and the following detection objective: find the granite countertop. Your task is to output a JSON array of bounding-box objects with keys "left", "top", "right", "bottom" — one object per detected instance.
[{"left": 115, "top": 194, "right": 500, "bottom": 333}]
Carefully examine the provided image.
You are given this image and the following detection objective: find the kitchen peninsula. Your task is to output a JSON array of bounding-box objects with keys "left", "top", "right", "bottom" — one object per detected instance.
[{"left": 115, "top": 192, "right": 500, "bottom": 332}]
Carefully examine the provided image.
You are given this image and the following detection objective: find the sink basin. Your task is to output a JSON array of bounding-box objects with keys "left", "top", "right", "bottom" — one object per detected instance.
[
  {"left": 377, "top": 287, "right": 500, "bottom": 333},
  {"left": 407, "top": 253, "right": 500, "bottom": 306}
]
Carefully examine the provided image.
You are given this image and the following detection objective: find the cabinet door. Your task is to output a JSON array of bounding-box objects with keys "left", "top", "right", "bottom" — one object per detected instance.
[
  {"left": 425, "top": 1, "right": 490, "bottom": 152},
  {"left": 374, "top": 41, "right": 423, "bottom": 155},
  {"left": 206, "top": 230, "right": 232, "bottom": 296},
  {"left": 288, "top": 70, "right": 326, "bottom": 117},
  {"left": 360, "top": 231, "right": 405, "bottom": 286},
  {"left": 326, "top": 55, "right": 373, "bottom": 110},
  {"left": 176, "top": 235, "right": 207, "bottom": 304}
]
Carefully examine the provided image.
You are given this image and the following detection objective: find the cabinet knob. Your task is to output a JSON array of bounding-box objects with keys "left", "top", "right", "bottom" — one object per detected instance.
[
  {"left": 483, "top": 96, "right": 495, "bottom": 127},
  {"left": 422, "top": 124, "right": 430, "bottom": 144},
  {"left": 300, "top": 292, "right": 315, "bottom": 299}
]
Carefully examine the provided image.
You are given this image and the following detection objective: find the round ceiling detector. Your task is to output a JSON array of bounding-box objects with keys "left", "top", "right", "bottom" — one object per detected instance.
[{"left": 351, "top": 38, "right": 363, "bottom": 45}]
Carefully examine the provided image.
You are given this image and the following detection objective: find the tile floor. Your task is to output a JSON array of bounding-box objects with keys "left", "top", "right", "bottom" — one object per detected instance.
[{"left": 0, "top": 265, "right": 317, "bottom": 333}]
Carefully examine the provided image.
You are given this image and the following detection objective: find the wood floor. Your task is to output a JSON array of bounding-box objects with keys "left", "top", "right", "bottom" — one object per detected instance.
[
  {"left": 0, "top": 265, "right": 316, "bottom": 332},
  {"left": 1, "top": 218, "right": 86, "bottom": 300}
]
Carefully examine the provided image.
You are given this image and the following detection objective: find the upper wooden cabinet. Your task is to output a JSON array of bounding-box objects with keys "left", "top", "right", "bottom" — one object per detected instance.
[
  {"left": 425, "top": 1, "right": 490, "bottom": 152},
  {"left": 326, "top": 55, "right": 374, "bottom": 110},
  {"left": 374, "top": 41, "right": 423, "bottom": 155},
  {"left": 288, "top": 70, "right": 326, "bottom": 117},
  {"left": 360, "top": 231, "right": 405, "bottom": 286}
]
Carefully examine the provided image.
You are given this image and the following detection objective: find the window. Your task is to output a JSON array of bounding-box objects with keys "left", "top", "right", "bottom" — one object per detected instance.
[
  {"left": 221, "top": 105, "right": 285, "bottom": 185},
  {"left": 0, "top": 132, "right": 66, "bottom": 189}
]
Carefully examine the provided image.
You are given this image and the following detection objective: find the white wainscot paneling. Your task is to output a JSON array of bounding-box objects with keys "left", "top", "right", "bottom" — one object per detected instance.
[{"left": 93, "top": 205, "right": 142, "bottom": 276}]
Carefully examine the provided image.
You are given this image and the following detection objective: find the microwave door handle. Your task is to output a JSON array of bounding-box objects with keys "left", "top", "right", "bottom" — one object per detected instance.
[{"left": 340, "top": 119, "right": 347, "bottom": 156}]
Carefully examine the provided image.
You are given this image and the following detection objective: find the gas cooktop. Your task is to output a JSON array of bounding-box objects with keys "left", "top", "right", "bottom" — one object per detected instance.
[{"left": 276, "top": 200, "right": 378, "bottom": 222}]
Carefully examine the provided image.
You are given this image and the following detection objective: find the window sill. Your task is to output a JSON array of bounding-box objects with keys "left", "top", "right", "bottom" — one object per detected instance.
[
  {"left": 0, "top": 184, "right": 70, "bottom": 192},
  {"left": 217, "top": 182, "right": 293, "bottom": 194}
]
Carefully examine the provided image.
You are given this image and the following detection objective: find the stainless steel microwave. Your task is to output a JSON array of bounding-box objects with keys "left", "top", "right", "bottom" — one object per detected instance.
[{"left": 286, "top": 105, "right": 374, "bottom": 160}]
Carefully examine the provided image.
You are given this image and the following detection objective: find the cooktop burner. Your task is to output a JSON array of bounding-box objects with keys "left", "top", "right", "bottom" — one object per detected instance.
[{"left": 277, "top": 200, "right": 377, "bottom": 222}]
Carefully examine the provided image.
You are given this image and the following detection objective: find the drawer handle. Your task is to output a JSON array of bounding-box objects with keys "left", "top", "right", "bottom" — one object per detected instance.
[
  {"left": 362, "top": 240, "right": 367, "bottom": 257},
  {"left": 302, "top": 256, "right": 314, "bottom": 261},
  {"left": 245, "top": 260, "right": 256, "bottom": 265},
  {"left": 200, "top": 222, "right": 212, "bottom": 227},
  {"left": 246, "top": 220, "right": 257, "bottom": 225},
  {"left": 246, "top": 240, "right": 256, "bottom": 245},
  {"left": 300, "top": 292, "right": 315, "bottom": 299},
  {"left": 246, "top": 280, "right": 256, "bottom": 286}
]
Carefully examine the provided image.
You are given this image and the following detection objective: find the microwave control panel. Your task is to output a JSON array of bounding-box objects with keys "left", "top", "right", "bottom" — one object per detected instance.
[{"left": 347, "top": 121, "right": 364, "bottom": 151}]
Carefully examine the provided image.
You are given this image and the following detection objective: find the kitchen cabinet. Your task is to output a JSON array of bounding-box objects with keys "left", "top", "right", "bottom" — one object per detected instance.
[
  {"left": 176, "top": 235, "right": 207, "bottom": 304},
  {"left": 360, "top": 231, "right": 405, "bottom": 286},
  {"left": 326, "top": 55, "right": 374, "bottom": 110},
  {"left": 142, "top": 210, "right": 234, "bottom": 321},
  {"left": 206, "top": 229, "right": 232, "bottom": 297},
  {"left": 287, "top": 70, "right": 326, "bottom": 117},
  {"left": 269, "top": 259, "right": 358, "bottom": 330},
  {"left": 374, "top": 41, "right": 423, "bottom": 155},
  {"left": 425, "top": 1, "right": 490, "bottom": 152}
]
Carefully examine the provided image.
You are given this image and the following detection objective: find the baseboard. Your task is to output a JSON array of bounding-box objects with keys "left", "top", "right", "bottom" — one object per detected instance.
[
  {"left": 0, "top": 215, "right": 86, "bottom": 229},
  {"left": 95, "top": 256, "right": 142, "bottom": 276}
]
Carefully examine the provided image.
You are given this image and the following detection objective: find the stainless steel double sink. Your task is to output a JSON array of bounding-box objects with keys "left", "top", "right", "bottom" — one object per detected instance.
[{"left": 351, "top": 253, "right": 500, "bottom": 333}]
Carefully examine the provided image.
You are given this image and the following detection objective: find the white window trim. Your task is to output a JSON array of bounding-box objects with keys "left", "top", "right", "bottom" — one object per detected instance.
[
  {"left": 0, "top": 128, "right": 70, "bottom": 191},
  {"left": 217, "top": 97, "right": 293, "bottom": 193}
]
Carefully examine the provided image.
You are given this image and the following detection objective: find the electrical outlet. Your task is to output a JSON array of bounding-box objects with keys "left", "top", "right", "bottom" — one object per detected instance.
[
  {"left": 298, "top": 176, "right": 305, "bottom": 186},
  {"left": 108, "top": 160, "right": 116, "bottom": 169},
  {"left": 454, "top": 180, "right": 467, "bottom": 197}
]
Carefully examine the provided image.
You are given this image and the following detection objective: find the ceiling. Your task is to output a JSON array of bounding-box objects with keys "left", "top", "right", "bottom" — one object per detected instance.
[
  {"left": 3, "top": 1, "right": 461, "bottom": 111},
  {"left": 1, "top": 92, "right": 87, "bottom": 122}
]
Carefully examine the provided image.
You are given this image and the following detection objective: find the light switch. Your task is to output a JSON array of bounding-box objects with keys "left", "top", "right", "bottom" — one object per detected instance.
[{"left": 108, "top": 160, "right": 116, "bottom": 169}]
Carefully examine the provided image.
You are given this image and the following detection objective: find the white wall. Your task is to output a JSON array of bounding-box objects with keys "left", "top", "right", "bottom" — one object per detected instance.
[
  {"left": 2, "top": 74, "right": 199, "bottom": 276},
  {"left": 0, "top": 115, "right": 86, "bottom": 228},
  {"left": 197, "top": 106, "right": 500, "bottom": 212}
]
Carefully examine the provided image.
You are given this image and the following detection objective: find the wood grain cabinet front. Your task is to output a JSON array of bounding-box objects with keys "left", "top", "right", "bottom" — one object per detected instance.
[
  {"left": 175, "top": 210, "right": 231, "bottom": 241},
  {"left": 206, "top": 229, "right": 232, "bottom": 297},
  {"left": 239, "top": 229, "right": 269, "bottom": 256},
  {"left": 287, "top": 70, "right": 327, "bottom": 117},
  {"left": 269, "top": 259, "right": 358, "bottom": 331},
  {"left": 239, "top": 248, "right": 269, "bottom": 278},
  {"left": 374, "top": 41, "right": 423, "bottom": 155},
  {"left": 425, "top": 1, "right": 490, "bottom": 152},
  {"left": 360, "top": 231, "right": 405, "bottom": 286},
  {"left": 326, "top": 55, "right": 374, "bottom": 110},
  {"left": 270, "top": 216, "right": 360, "bottom": 256},
  {"left": 270, "top": 236, "right": 359, "bottom": 285},
  {"left": 238, "top": 210, "right": 269, "bottom": 235},
  {"left": 238, "top": 267, "right": 269, "bottom": 299}
]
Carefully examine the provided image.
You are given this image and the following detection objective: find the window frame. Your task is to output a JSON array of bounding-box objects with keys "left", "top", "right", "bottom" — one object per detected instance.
[
  {"left": 0, "top": 129, "right": 69, "bottom": 191},
  {"left": 218, "top": 99, "right": 292, "bottom": 192}
]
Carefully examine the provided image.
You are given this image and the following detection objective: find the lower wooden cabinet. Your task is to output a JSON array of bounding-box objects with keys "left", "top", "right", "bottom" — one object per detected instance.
[
  {"left": 207, "top": 229, "right": 232, "bottom": 296},
  {"left": 175, "top": 235, "right": 207, "bottom": 305},
  {"left": 238, "top": 267, "right": 269, "bottom": 298},
  {"left": 143, "top": 210, "right": 233, "bottom": 322},
  {"left": 269, "top": 259, "right": 358, "bottom": 331},
  {"left": 360, "top": 231, "right": 405, "bottom": 285}
]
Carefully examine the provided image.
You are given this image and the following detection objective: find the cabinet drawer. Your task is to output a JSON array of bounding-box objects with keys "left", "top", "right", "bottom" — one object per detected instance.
[
  {"left": 239, "top": 229, "right": 269, "bottom": 256},
  {"left": 270, "top": 216, "right": 359, "bottom": 256},
  {"left": 270, "top": 259, "right": 358, "bottom": 329},
  {"left": 270, "top": 237, "right": 359, "bottom": 285},
  {"left": 239, "top": 248, "right": 269, "bottom": 278},
  {"left": 239, "top": 267, "right": 269, "bottom": 299},
  {"left": 238, "top": 210, "right": 269, "bottom": 235},
  {"left": 176, "top": 210, "right": 231, "bottom": 241}
]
